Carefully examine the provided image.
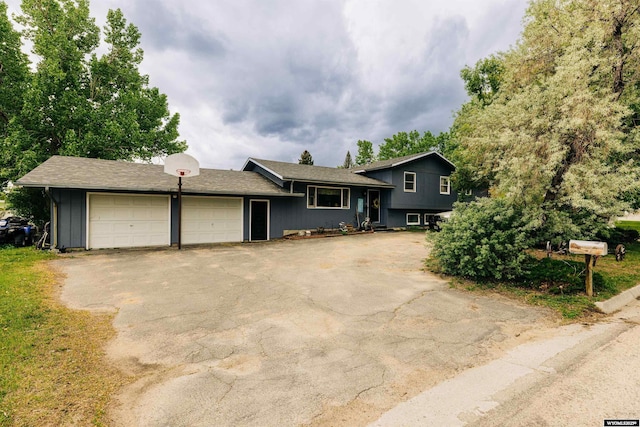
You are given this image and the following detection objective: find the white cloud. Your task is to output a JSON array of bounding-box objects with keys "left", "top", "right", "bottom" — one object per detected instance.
[{"left": 3, "top": 0, "right": 528, "bottom": 169}]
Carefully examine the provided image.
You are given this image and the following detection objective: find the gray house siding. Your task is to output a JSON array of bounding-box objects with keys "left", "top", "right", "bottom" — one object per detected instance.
[
  {"left": 355, "top": 155, "right": 457, "bottom": 227},
  {"left": 362, "top": 169, "right": 392, "bottom": 184},
  {"left": 50, "top": 188, "right": 86, "bottom": 249},
  {"left": 386, "top": 209, "right": 445, "bottom": 228},
  {"left": 263, "top": 182, "right": 372, "bottom": 235},
  {"left": 386, "top": 157, "right": 456, "bottom": 210}
]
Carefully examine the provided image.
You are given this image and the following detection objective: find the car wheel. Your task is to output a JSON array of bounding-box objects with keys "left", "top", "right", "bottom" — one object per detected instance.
[{"left": 14, "top": 233, "right": 25, "bottom": 247}]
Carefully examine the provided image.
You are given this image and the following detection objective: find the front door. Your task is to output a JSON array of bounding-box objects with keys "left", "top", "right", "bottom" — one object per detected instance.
[
  {"left": 368, "top": 190, "right": 380, "bottom": 223},
  {"left": 250, "top": 200, "right": 269, "bottom": 241}
]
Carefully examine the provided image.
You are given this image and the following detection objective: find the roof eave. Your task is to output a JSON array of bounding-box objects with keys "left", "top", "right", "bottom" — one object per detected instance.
[
  {"left": 16, "top": 182, "right": 302, "bottom": 197},
  {"left": 354, "top": 152, "right": 456, "bottom": 172},
  {"left": 291, "top": 178, "right": 394, "bottom": 188},
  {"left": 244, "top": 158, "right": 285, "bottom": 180}
]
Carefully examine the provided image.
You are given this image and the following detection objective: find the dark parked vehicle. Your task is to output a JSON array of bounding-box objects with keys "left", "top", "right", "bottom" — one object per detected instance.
[{"left": 0, "top": 216, "right": 35, "bottom": 246}]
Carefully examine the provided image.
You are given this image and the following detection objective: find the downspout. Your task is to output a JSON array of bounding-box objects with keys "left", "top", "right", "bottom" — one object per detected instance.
[
  {"left": 290, "top": 180, "right": 294, "bottom": 193},
  {"left": 44, "top": 187, "right": 58, "bottom": 249}
]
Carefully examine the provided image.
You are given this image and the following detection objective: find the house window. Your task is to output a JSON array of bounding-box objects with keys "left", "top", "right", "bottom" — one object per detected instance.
[
  {"left": 307, "top": 186, "right": 350, "bottom": 209},
  {"left": 404, "top": 172, "right": 416, "bottom": 192},
  {"left": 440, "top": 176, "right": 451, "bottom": 195},
  {"left": 406, "top": 213, "right": 420, "bottom": 226}
]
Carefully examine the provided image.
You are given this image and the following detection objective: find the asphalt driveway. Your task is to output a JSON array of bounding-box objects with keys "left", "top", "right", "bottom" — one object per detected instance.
[{"left": 55, "top": 232, "right": 551, "bottom": 426}]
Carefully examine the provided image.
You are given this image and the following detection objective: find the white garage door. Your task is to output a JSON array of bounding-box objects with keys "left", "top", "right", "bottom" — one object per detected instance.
[
  {"left": 182, "top": 197, "right": 243, "bottom": 244},
  {"left": 88, "top": 194, "right": 170, "bottom": 249}
]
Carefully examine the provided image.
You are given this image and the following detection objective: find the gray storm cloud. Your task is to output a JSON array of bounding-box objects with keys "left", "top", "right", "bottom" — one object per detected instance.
[{"left": 3, "top": 0, "right": 528, "bottom": 168}]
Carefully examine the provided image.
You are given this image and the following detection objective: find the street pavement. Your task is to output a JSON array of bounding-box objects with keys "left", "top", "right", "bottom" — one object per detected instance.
[{"left": 371, "top": 299, "right": 640, "bottom": 426}]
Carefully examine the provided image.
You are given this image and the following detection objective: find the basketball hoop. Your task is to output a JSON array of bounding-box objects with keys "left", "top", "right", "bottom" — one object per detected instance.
[
  {"left": 164, "top": 153, "right": 200, "bottom": 178},
  {"left": 163, "top": 153, "right": 200, "bottom": 250}
]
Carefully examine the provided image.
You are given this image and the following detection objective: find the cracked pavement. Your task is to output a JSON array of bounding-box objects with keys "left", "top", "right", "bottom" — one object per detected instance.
[{"left": 55, "top": 232, "right": 553, "bottom": 426}]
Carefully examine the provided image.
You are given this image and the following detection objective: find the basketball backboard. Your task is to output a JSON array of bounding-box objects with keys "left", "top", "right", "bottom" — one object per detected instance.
[{"left": 164, "top": 153, "right": 200, "bottom": 177}]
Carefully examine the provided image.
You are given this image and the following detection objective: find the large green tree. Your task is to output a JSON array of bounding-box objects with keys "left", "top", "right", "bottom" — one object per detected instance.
[
  {"left": 1, "top": 1, "right": 185, "bottom": 222},
  {"left": 1, "top": 0, "right": 185, "bottom": 183},
  {"left": 378, "top": 130, "right": 447, "bottom": 160},
  {"left": 459, "top": 54, "right": 505, "bottom": 106},
  {"left": 452, "top": 0, "right": 640, "bottom": 238},
  {"left": 355, "top": 140, "right": 375, "bottom": 165},
  {"left": 0, "top": 1, "right": 29, "bottom": 144}
]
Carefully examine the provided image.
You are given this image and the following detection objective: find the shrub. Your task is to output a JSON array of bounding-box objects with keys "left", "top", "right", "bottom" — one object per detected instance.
[
  {"left": 5, "top": 187, "right": 49, "bottom": 227},
  {"left": 597, "top": 227, "right": 639, "bottom": 245},
  {"left": 431, "top": 198, "right": 535, "bottom": 280}
]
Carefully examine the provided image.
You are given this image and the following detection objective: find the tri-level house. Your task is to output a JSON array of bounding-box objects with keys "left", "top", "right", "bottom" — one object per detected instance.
[{"left": 17, "top": 151, "right": 459, "bottom": 250}]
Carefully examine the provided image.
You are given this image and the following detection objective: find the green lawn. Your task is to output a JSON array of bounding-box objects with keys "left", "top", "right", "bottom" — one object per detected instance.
[
  {"left": 0, "top": 247, "right": 128, "bottom": 426},
  {"left": 616, "top": 220, "right": 640, "bottom": 233},
  {"left": 0, "top": 247, "right": 55, "bottom": 417},
  {"left": 521, "top": 241, "right": 640, "bottom": 318}
]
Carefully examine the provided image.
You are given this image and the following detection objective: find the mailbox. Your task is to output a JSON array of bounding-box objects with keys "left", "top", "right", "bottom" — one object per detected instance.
[{"left": 568, "top": 240, "right": 608, "bottom": 256}]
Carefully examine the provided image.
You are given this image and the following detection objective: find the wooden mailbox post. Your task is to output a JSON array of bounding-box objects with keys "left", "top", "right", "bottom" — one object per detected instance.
[{"left": 569, "top": 240, "right": 608, "bottom": 297}]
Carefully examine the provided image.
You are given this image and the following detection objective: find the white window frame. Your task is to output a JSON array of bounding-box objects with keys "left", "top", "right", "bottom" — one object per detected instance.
[
  {"left": 440, "top": 176, "right": 451, "bottom": 195},
  {"left": 404, "top": 171, "right": 416, "bottom": 193},
  {"left": 406, "top": 213, "right": 421, "bottom": 226},
  {"left": 307, "top": 185, "right": 350, "bottom": 209}
]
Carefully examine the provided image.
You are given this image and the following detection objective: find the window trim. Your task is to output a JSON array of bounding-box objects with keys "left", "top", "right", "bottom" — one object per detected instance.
[
  {"left": 440, "top": 176, "right": 451, "bottom": 195},
  {"left": 406, "top": 213, "right": 421, "bottom": 226},
  {"left": 307, "top": 185, "right": 351, "bottom": 209},
  {"left": 404, "top": 171, "right": 416, "bottom": 193}
]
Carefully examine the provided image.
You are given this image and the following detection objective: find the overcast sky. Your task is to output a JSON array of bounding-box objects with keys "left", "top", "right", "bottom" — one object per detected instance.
[{"left": 3, "top": 0, "right": 528, "bottom": 169}]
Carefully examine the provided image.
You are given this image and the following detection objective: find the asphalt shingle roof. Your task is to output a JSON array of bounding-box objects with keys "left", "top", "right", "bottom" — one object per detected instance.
[
  {"left": 353, "top": 151, "right": 456, "bottom": 173},
  {"left": 245, "top": 158, "right": 394, "bottom": 187},
  {"left": 17, "top": 156, "right": 299, "bottom": 197}
]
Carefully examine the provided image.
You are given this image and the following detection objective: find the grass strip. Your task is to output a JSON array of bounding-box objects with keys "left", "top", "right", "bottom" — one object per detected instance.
[
  {"left": 0, "top": 247, "right": 129, "bottom": 426},
  {"left": 426, "top": 225, "right": 640, "bottom": 319}
]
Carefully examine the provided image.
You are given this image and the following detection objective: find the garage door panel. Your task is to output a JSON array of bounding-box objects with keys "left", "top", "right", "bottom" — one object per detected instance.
[
  {"left": 182, "top": 197, "right": 243, "bottom": 244},
  {"left": 89, "top": 194, "right": 170, "bottom": 249}
]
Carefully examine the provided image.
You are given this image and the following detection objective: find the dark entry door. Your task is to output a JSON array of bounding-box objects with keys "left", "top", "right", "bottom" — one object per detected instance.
[
  {"left": 368, "top": 190, "right": 380, "bottom": 223},
  {"left": 250, "top": 200, "right": 269, "bottom": 241}
]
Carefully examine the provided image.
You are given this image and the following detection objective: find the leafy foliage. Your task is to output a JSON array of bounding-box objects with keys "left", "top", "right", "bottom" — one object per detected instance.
[
  {"left": 298, "top": 149, "right": 314, "bottom": 165},
  {"left": 378, "top": 130, "right": 448, "bottom": 160},
  {"left": 432, "top": 198, "right": 536, "bottom": 280},
  {"left": 460, "top": 55, "right": 504, "bottom": 106},
  {"left": 0, "top": 1, "right": 186, "bottom": 222},
  {"left": 0, "top": 2, "right": 29, "bottom": 139},
  {"left": 355, "top": 140, "right": 375, "bottom": 165},
  {"left": 5, "top": 187, "right": 49, "bottom": 226},
  {"left": 449, "top": 0, "right": 640, "bottom": 238}
]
